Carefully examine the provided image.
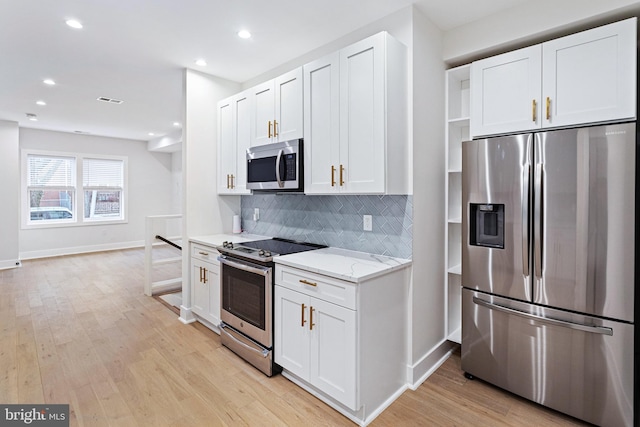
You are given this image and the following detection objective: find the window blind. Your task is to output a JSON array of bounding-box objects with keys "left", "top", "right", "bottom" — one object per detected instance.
[
  {"left": 27, "top": 155, "right": 74, "bottom": 187},
  {"left": 83, "top": 158, "right": 123, "bottom": 187}
]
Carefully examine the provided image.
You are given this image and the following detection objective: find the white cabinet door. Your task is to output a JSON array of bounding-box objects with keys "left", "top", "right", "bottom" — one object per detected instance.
[
  {"left": 274, "top": 285, "right": 310, "bottom": 380},
  {"left": 251, "top": 68, "right": 304, "bottom": 147},
  {"left": 252, "top": 80, "right": 275, "bottom": 146},
  {"left": 218, "top": 91, "right": 251, "bottom": 194},
  {"left": 339, "top": 32, "right": 386, "bottom": 193},
  {"left": 309, "top": 298, "right": 357, "bottom": 410},
  {"left": 206, "top": 261, "right": 220, "bottom": 326},
  {"left": 542, "top": 17, "right": 636, "bottom": 128},
  {"left": 217, "top": 97, "right": 235, "bottom": 194},
  {"left": 191, "top": 258, "right": 219, "bottom": 325},
  {"left": 303, "top": 53, "right": 340, "bottom": 194},
  {"left": 470, "top": 45, "right": 542, "bottom": 138},
  {"left": 275, "top": 67, "right": 303, "bottom": 142},
  {"left": 234, "top": 91, "right": 251, "bottom": 192},
  {"left": 191, "top": 259, "right": 210, "bottom": 317}
]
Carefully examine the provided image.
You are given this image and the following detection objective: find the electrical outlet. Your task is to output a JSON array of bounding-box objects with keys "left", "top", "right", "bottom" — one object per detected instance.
[
  {"left": 253, "top": 208, "right": 260, "bottom": 221},
  {"left": 363, "top": 215, "right": 372, "bottom": 231}
]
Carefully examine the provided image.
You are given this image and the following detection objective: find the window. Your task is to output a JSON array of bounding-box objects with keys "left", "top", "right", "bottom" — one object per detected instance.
[
  {"left": 23, "top": 150, "right": 127, "bottom": 227},
  {"left": 83, "top": 158, "right": 124, "bottom": 221},
  {"left": 27, "top": 155, "right": 76, "bottom": 223}
]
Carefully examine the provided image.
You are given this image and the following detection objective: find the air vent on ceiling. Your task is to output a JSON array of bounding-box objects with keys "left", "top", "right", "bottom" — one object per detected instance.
[{"left": 97, "top": 96, "right": 123, "bottom": 104}]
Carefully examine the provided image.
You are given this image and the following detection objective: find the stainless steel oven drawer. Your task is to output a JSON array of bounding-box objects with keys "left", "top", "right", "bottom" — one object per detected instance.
[
  {"left": 462, "top": 289, "right": 634, "bottom": 427},
  {"left": 220, "top": 322, "right": 275, "bottom": 377}
]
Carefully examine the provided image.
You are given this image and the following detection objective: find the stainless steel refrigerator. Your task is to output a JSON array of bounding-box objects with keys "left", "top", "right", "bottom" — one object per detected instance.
[{"left": 461, "top": 122, "right": 636, "bottom": 427}]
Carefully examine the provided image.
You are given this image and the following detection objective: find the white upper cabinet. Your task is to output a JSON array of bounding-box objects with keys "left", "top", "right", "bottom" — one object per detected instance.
[
  {"left": 470, "top": 45, "right": 542, "bottom": 137},
  {"left": 303, "top": 53, "right": 340, "bottom": 194},
  {"left": 251, "top": 67, "right": 303, "bottom": 146},
  {"left": 542, "top": 18, "right": 636, "bottom": 128},
  {"left": 304, "top": 31, "right": 408, "bottom": 195},
  {"left": 471, "top": 18, "right": 637, "bottom": 138},
  {"left": 217, "top": 90, "right": 251, "bottom": 195}
]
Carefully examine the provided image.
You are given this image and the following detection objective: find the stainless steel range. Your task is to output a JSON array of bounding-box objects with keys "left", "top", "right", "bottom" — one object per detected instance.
[{"left": 217, "top": 237, "right": 326, "bottom": 376}]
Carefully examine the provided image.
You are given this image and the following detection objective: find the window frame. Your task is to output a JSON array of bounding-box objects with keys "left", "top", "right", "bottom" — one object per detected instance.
[{"left": 22, "top": 149, "right": 128, "bottom": 229}]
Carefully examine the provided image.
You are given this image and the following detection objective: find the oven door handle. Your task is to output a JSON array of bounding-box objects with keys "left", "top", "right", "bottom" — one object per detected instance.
[{"left": 218, "top": 255, "right": 271, "bottom": 277}]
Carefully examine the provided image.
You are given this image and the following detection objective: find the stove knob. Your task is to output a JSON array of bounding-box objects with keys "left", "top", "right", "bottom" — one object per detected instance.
[
  {"left": 228, "top": 242, "right": 234, "bottom": 249},
  {"left": 258, "top": 250, "right": 265, "bottom": 256},
  {"left": 264, "top": 251, "right": 272, "bottom": 257}
]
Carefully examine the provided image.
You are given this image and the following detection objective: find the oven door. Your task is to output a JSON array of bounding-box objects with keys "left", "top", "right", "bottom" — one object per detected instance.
[{"left": 219, "top": 255, "right": 272, "bottom": 347}]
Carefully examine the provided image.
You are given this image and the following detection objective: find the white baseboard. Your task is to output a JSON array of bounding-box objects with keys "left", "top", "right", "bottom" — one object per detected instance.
[
  {"left": 0, "top": 259, "right": 21, "bottom": 270},
  {"left": 406, "top": 339, "right": 458, "bottom": 389},
  {"left": 19, "top": 240, "right": 145, "bottom": 260}
]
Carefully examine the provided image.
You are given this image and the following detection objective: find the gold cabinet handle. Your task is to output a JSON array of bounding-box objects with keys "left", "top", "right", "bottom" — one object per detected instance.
[
  {"left": 532, "top": 99, "right": 537, "bottom": 122},
  {"left": 546, "top": 97, "right": 551, "bottom": 120},
  {"left": 301, "top": 303, "right": 307, "bottom": 327},
  {"left": 339, "top": 164, "right": 345, "bottom": 186},
  {"left": 268, "top": 121, "right": 272, "bottom": 138},
  {"left": 230, "top": 174, "right": 235, "bottom": 189},
  {"left": 309, "top": 306, "right": 315, "bottom": 330},
  {"left": 202, "top": 267, "right": 208, "bottom": 284},
  {"left": 226, "top": 174, "right": 230, "bottom": 189},
  {"left": 299, "top": 279, "right": 317, "bottom": 287},
  {"left": 331, "top": 166, "right": 336, "bottom": 187},
  {"left": 198, "top": 251, "right": 209, "bottom": 256},
  {"left": 273, "top": 120, "right": 278, "bottom": 137},
  {"left": 199, "top": 266, "right": 203, "bottom": 282}
]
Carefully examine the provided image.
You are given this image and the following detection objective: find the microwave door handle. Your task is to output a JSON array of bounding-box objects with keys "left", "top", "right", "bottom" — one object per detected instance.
[{"left": 275, "top": 149, "right": 284, "bottom": 188}]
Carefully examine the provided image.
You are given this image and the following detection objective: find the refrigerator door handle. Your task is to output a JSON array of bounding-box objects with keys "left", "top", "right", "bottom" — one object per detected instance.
[
  {"left": 534, "top": 163, "right": 543, "bottom": 278},
  {"left": 522, "top": 165, "right": 530, "bottom": 277},
  {"left": 472, "top": 296, "right": 613, "bottom": 336}
]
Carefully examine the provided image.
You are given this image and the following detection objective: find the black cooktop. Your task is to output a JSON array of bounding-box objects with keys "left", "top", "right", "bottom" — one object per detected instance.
[{"left": 240, "top": 238, "right": 326, "bottom": 255}]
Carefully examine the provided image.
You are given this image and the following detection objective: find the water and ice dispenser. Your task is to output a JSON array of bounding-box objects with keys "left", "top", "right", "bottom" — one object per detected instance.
[{"left": 469, "top": 204, "right": 504, "bottom": 249}]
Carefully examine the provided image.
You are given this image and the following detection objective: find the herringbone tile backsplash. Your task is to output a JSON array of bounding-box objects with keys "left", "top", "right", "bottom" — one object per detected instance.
[{"left": 240, "top": 194, "right": 412, "bottom": 259}]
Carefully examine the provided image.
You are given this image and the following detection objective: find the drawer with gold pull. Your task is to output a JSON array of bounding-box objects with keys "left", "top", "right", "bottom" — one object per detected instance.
[{"left": 275, "top": 265, "right": 356, "bottom": 310}]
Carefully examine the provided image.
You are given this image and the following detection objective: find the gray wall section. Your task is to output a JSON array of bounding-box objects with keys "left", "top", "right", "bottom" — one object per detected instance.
[{"left": 240, "top": 194, "right": 412, "bottom": 259}]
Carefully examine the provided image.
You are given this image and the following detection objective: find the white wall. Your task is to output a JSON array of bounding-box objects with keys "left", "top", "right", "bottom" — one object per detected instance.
[
  {"left": 180, "top": 69, "right": 241, "bottom": 322},
  {"left": 182, "top": 69, "right": 241, "bottom": 239},
  {"left": 19, "top": 128, "right": 175, "bottom": 259},
  {"left": 0, "top": 121, "right": 20, "bottom": 269},
  {"left": 443, "top": 0, "right": 640, "bottom": 65},
  {"left": 171, "top": 150, "right": 182, "bottom": 215},
  {"left": 408, "top": 7, "right": 454, "bottom": 385}
]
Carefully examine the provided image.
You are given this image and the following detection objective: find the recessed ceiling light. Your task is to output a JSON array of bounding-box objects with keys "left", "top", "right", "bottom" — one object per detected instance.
[
  {"left": 36, "top": 100, "right": 46, "bottom": 106},
  {"left": 65, "top": 19, "right": 83, "bottom": 29},
  {"left": 195, "top": 59, "right": 207, "bottom": 67},
  {"left": 148, "top": 132, "right": 155, "bottom": 136},
  {"left": 43, "top": 79, "right": 56, "bottom": 86},
  {"left": 237, "top": 30, "right": 251, "bottom": 39},
  {"left": 26, "top": 113, "right": 38, "bottom": 121},
  {"left": 173, "top": 122, "right": 181, "bottom": 127}
]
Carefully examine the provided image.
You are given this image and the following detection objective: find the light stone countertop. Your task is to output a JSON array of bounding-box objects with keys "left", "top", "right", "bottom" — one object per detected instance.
[
  {"left": 188, "top": 234, "right": 412, "bottom": 283},
  {"left": 275, "top": 247, "right": 411, "bottom": 283}
]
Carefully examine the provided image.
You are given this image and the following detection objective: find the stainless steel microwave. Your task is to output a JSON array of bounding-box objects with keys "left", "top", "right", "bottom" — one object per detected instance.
[{"left": 246, "top": 139, "right": 303, "bottom": 192}]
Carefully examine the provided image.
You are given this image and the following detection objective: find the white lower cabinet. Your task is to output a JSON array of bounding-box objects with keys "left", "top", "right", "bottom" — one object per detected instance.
[
  {"left": 190, "top": 243, "right": 221, "bottom": 328},
  {"left": 275, "top": 285, "right": 356, "bottom": 409},
  {"left": 274, "top": 263, "right": 409, "bottom": 424}
]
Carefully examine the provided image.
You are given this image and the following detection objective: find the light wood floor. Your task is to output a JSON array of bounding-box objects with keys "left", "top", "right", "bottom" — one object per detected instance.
[{"left": 0, "top": 248, "right": 590, "bottom": 426}]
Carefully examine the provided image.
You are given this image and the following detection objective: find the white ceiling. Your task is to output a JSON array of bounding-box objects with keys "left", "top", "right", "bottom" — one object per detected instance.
[{"left": 0, "top": 0, "right": 526, "bottom": 142}]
